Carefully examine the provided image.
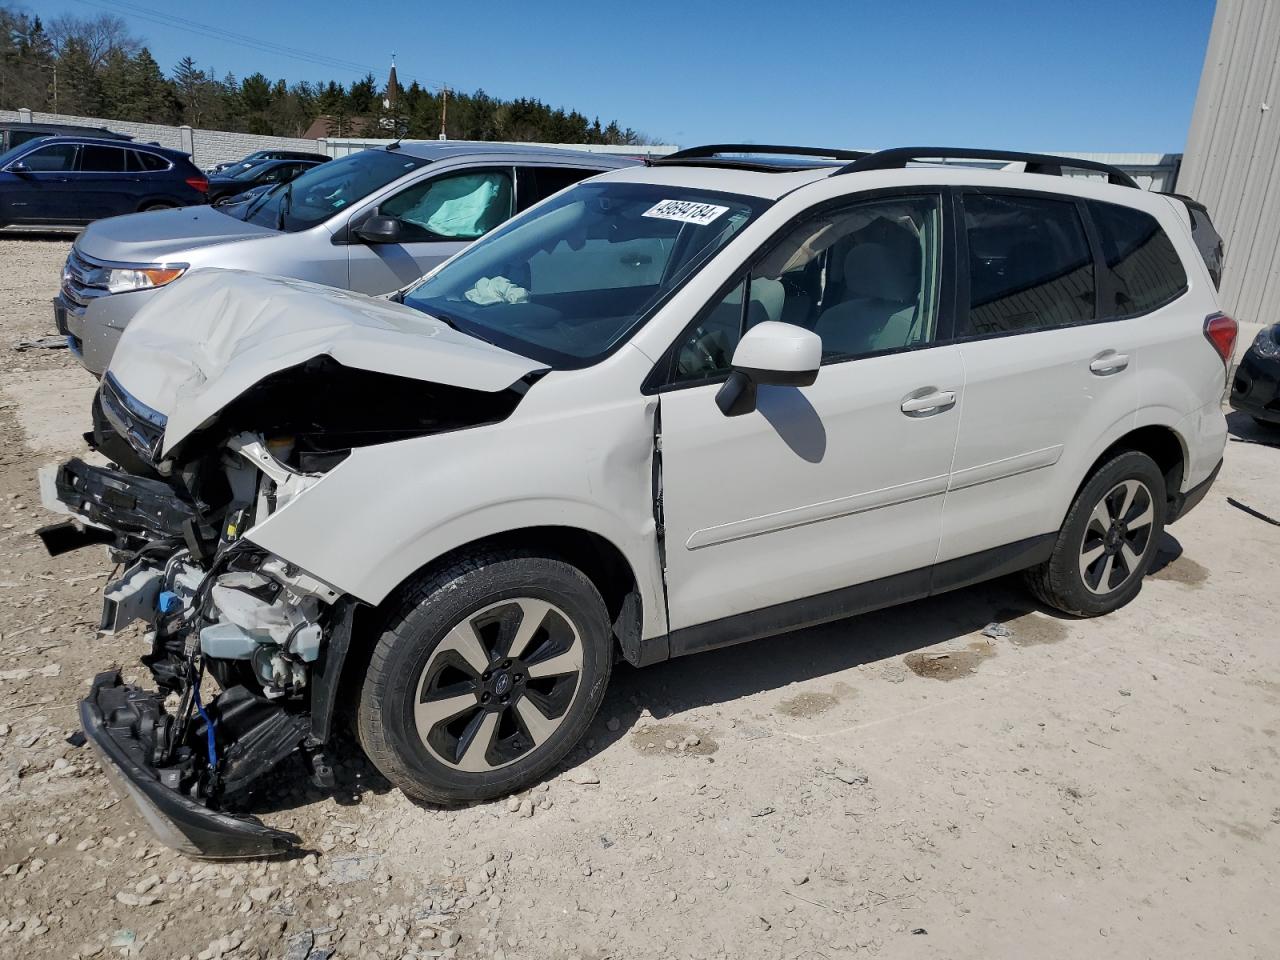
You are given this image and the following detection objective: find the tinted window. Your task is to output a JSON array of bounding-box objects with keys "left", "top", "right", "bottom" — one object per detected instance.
[
  {"left": 381, "top": 169, "right": 513, "bottom": 241},
  {"left": 403, "top": 182, "right": 767, "bottom": 367},
  {"left": 961, "top": 193, "right": 1095, "bottom": 335},
  {"left": 1186, "top": 205, "right": 1223, "bottom": 288},
  {"left": 21, "top": 143, "right": 79, "bottom": 172},
  {"left": 128, "top": 150, "right": 168, "bottom": 172},
  {"left": 80, "top": 145, "right": 126, "bottom": 172},
  {"left": 239, "top": 149, "right": 428, "bottom": 232},
  {"left": 1088, "top": 201, "right": 1187, "bottom": 316},
  {"left": 667, "top": 195, "right": 943, "bottom": 383},
  {"left": 518, "top": 166, "right": 598, "bottom": 211}
]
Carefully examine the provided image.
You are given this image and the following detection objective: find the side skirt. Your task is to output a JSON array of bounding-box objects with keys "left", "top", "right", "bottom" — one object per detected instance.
[{"left": 657, "top": 534, "right": 1056, "bottom": 662}]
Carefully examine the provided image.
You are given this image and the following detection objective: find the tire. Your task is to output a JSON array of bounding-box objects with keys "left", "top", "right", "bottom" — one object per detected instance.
[
  {"left": 140, "top": 201, "right": 175, "bottom": 212},
  {"left": 357, "top": 551, "right": 612, "bottom": 804},
  {"left": 1025, "top": 450, "right": 1166, "bottom": 617}
]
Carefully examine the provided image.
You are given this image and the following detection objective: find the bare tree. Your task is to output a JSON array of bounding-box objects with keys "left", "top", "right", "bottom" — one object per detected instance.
[{"left": 47, "top": 12, "right": 140, "bottom": 70}]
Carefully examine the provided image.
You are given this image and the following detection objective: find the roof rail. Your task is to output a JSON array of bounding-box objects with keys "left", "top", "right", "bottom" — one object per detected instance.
[
  {"left": 651, "top": 144, "right": 870, "bottom": 172},
  {"left": 831, "top": 147, "right": 1140, "bottom": 188}
]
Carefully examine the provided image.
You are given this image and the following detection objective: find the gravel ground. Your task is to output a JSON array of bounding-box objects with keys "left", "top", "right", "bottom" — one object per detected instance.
[{"left": 0, "top": 238, "right": 1278, "bottom": 960}]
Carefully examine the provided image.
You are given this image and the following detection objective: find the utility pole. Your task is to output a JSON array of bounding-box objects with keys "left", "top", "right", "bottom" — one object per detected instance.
[
  {"left": 439, "top": 85, "right": 448, "bottom": 140},
  {"left": 52, "top": 63, "right": 57, "bottom": 114}
]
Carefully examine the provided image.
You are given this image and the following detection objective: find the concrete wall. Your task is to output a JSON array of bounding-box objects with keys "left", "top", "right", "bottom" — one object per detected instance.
[
  {"left": 1180, "top": 0, "right": 1280, "bottom": 333},
  {"left": 1, "top": 108, "right": 327, "bottom": 168}
]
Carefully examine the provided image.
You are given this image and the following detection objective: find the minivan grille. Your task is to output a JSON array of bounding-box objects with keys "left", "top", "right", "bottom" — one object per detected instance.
[{"left": 61, "top": 248, "right": 111, "bottom": 307}]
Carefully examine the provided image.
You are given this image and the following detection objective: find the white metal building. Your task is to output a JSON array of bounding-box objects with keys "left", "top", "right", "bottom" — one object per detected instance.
[{"left": 1180, "top": 0, "right": 1280, "bottom": 330}]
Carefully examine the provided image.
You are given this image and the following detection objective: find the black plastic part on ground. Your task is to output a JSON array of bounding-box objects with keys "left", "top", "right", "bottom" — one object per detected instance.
[{"left": 81, "top": 670, "right": 300, "bottom": 859}]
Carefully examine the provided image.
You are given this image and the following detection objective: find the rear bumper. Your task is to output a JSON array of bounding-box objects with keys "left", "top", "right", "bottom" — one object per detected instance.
[
  {"left": 1230, "top": 350, "right": 1280, "bottom": 423},
  {"left": 81, "top": 670, "right": 299, "bottom": 859}
]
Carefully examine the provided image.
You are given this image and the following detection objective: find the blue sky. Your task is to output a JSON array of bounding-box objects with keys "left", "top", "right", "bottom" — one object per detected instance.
[{"left": 33, "top": 0, "right": 1215, "bottom": 151}]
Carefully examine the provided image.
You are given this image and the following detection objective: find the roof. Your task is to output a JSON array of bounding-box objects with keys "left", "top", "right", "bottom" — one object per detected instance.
[
  {"left": 590, "top": 145, "right": 1163, "bottom": 208},
  {"left": 595, "top": 157, "right": 1170, "bottom": 212},
  {"left": 13, "top": 135, "right": 189, "bottom": 159},
  {"left": 385, "top": 140, "right": 638, "bottom": 167}
]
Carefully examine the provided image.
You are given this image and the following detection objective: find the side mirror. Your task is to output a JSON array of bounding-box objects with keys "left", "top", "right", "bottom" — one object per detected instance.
[
  {"left": 8, "top": 161, "right": 30, "bottom": 174},
  {"left": 355, "top": 214, "right": 404, "bottom": 244},
  {"left": 715, "top": 321, "right": 821, "bottom": 417}
]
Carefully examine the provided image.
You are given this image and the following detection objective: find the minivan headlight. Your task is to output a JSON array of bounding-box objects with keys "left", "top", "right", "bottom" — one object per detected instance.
[
  {"left": 1253, "top": 325, "right": 1280, "bottom": 359},
  {"left": 105, "top": 265, "right": 187, "bottom": 294}
]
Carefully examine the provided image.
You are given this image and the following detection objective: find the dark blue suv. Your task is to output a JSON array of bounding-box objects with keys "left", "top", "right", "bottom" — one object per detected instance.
[{"left": 0, "top": 136, "right": 209, "bottom": 229}]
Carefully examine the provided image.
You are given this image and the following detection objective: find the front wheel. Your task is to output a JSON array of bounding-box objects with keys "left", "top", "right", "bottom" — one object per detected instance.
[
  {"left": 1026, "top": 450, "right": 1166, "bottom": 617},
  {"left": 357, "top": 552, "right": 612, "bottom": 804}
]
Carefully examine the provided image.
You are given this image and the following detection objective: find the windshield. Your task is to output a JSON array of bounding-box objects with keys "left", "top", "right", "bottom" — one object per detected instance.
[
  {"left": 231, "top": 149, "right": 429, "bottom": 232},
  {"left": 227, "top": 160, "right": 275, "bottom": 181},
  {"left": 402, "top": 181, "right": 770, "bottom": 367}
]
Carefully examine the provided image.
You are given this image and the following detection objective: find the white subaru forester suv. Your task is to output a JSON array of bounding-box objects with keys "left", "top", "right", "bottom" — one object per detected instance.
[{"left": 43, "top": 145, "right": 1233, "bottom": 857}]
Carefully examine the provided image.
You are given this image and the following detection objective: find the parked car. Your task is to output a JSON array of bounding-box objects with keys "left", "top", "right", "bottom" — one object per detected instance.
[
  {"left": 207, "top": 149, "right": 331, "bottom": 175},
  {"left": 56, "top": 142, "right": 638, "bottom": 375},
  {"left": 1230, "top": 323, "right": 1280, "bottom": 426},
  {"left": 0, "top": 136, "right": 207, "bottom": 232},
  {"left": 0, "top": 121, "right": 132, "bottom": 152},
  {"left": 42, "top": 144, "right": 1231, "bottom": 857},
  {"left": 207, "top": 157, "right": 325, "bottom": 205}
]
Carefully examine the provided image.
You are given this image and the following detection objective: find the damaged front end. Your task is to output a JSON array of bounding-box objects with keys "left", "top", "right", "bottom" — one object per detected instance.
[{"left": 43, "top": 359, "right": 530, "bottom": 858}]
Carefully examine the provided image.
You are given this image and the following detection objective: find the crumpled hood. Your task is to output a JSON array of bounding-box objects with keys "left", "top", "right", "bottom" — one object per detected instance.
[
  {"left": 76, "top": 206, "right": 277, "bottom": 263},
  {"left": 108, "top": 269, "right": 547, "bottom": 455}
]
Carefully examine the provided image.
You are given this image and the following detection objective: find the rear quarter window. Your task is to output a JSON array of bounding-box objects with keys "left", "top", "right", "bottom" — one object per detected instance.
[
  {"left": 129, "top": 150, "right": 170, "bottom": 172},
  {"left": 1087, "top": 200, "right": 1187, "bottom": 317}
]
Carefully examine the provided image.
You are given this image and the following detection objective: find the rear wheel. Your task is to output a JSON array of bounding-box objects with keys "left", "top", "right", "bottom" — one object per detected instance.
[
  {"left": 357, "top": 551, "right": 612, "bottom": 804},
  {"left": 140, "top": 201, "right": 176, "bottom": 212},
  {"left": 1026, "top": 450, "right": 1166, "bottom": 616}
]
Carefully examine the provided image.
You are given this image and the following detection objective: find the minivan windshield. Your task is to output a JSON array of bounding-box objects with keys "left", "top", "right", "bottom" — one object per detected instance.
[
  {"left": 402, "top": 181, "right": 769, "bottom": 367},
  {"left": 230, "top": 149, "right": 428, "bottom": 232}
]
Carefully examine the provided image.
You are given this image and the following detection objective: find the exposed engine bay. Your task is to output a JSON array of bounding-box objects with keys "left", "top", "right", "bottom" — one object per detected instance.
[{"left": 42, "top": 358, "right": 531, "bottom": 858}]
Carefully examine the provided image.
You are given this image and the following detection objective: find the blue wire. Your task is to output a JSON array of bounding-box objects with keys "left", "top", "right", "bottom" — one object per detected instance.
[{"left": 192, "top": 675, "right": 218, "bottom": 769}]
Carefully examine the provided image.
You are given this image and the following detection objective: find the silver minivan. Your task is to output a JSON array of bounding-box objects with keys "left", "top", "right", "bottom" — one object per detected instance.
[{"left": 55, "top": 142, "right": 638, "bottom": 374}]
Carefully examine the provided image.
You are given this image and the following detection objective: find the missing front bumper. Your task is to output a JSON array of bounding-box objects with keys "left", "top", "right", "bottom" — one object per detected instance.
[{"left": 81, "top": 670, "right": 299, "bottom": 860}]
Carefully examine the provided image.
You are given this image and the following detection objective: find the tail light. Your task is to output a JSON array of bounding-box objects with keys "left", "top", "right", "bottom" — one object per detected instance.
[
  {"left": 1203, "top": 312, "right": 1238, "bottom": 366},
  {"left": 185, "top": 176, "right": 208, "bottom": 194}
]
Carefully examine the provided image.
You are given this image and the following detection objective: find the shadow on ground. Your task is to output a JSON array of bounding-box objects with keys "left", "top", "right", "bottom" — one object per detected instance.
[{"left": 249, "top": 533, "right": 1204, "bottom": 821}]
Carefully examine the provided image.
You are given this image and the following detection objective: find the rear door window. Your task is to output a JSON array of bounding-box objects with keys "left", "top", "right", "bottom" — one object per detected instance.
[
  {"left": 1087, "top": 200, "right": 1187, "bottom": 317},
  {"left": 80, "top": 145, "right": 127, "bottom": 172},
  {"left": 517, "top": 166, "right": 600, "bottom": 211},
  {"left": 960, "top": 193, "right": 1095, "bottom": 336}
]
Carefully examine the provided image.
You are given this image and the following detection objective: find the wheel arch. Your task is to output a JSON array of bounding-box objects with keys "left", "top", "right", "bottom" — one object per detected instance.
[
  {"left": 1074, "top": 423, "right": 1187, "bottom": 519},
  {"left": 372, "top": 524, "right": 650, "bottom": 666}
]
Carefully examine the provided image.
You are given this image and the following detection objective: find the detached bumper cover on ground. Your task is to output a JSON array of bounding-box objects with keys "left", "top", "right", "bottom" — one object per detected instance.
[{"left": 80, "top": 670, "right": 300, "bottom": 859}]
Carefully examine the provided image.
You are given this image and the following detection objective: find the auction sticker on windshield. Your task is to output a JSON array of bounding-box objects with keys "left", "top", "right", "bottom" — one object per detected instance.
[{"left": 643, "top": 200, "right": 729, "bottom": 226}]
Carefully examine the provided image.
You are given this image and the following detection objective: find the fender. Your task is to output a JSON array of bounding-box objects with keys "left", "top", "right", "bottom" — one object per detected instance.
[{"left": 246, "top": 395, "right": 670, "bottom": 641}]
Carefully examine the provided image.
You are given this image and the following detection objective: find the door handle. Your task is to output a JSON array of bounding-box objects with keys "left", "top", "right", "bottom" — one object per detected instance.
[
  {"left": 900, "top": 389, "right": 957, "bottom": 416},
  {"left": 1089, "top": 351, "right": 1129, "bottom": 375}
]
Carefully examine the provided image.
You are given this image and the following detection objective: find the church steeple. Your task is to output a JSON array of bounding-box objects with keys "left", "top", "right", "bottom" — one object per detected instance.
[{"left": 384, "top": 53, "right": 399, "bottom": 112}]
